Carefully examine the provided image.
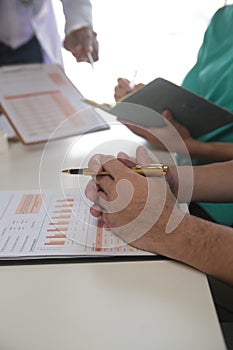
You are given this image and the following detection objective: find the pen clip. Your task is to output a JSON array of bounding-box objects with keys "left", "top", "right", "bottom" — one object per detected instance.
[{"left": 135, "top": 164, "right": 168, "bottom": 176}]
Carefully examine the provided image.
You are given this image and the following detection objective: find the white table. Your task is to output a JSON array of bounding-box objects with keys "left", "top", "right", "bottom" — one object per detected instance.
[{"left": 0, "top": 112, "right": 226, "bottom": 350}]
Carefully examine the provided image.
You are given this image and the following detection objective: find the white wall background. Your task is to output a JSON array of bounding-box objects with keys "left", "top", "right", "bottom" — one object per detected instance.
[{"left": 52, "top": 0, "right": 227, "bottom": 104}]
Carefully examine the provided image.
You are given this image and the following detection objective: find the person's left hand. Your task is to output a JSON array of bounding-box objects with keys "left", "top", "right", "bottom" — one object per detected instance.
[
  {"left": 85, "top": 146, "right": 182, "bottom": 253},
  {"left": 64, "top": 27, "right": 99, "bottom": 63},
  {"left": 120, "top": 109, "right": 196, "bottom": 156}
]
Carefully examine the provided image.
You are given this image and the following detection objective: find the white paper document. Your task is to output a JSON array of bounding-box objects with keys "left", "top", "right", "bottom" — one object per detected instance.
[
  {"left": 0, "top": 64, "right": 109, "bottom": 144},
  {"left": 0, "top": 189, "right": 150, "bottom": 260}
]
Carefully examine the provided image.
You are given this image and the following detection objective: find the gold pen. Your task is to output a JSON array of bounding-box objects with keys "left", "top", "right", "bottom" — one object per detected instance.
[{"left": 62, "top": 164, "right": 168, "bottom": 177}]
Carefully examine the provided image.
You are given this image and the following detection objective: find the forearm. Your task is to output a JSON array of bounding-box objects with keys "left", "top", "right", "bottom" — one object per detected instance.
[
  {"left": 155, "top": 214, "right": 233, "bottom": 286},
  {"left": 192, "top": 161, "right": 233, "bottom": 201},
  {"left": 187, "top": 139, "right": 233, "bottom": 162},
  {"left": 169, "top": 161, "right": 233, "bottom": 203}
]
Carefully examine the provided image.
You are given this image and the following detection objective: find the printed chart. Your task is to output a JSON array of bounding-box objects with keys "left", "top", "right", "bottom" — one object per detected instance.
[
  {"left": 0, "top": 64, "right": 108, "bottom": 144},
  {"left": 0, "top": 189, "right": 147, "bottom": 259}
]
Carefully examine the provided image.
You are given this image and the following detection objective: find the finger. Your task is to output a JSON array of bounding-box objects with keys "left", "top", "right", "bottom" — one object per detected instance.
[
  {"left": 114, "top": 87, "right": 128, "bottom": 101},
  {"left": 136, "top": 146, "right": 153, "bottom": 166},
  {"left": 100, "top": 155, "right": 132, "bottom": 181},
  {"left": 117, "top": 151, "right": 136, "bottom": 167},
  {"left": 135, "top": 83, "right": 145, "bottom": 90},
  {"left": 75, "top": 48, "right": 88, "bottom": 62},
  {"left": 88, "top": 154, "right": 105, "bottom": 175},
  {"left": 68, "top": 43, "right": 83, "bottom": 60},
  {"left": 68, "top": 31, "right": 84, "bottom": 58},
  {"left": 73, "top": 28, "right": 95, "bottom": 61},
  {"left": 85, "top": 179, "right": 98, "bottom": 202},
  {"left": 97, "top": 177, "right": 134, "bottom": 216},
  {"left": 79, "top": 27, "right": 93, "bottom": 53},
  {"left": 95, "top": 189, "right": 110, "bottom": 210},
  {"left": 91, "top": 34, "right": 99, "bottom": 61},
  {"left": 96, "top": 174, "right": 116, "bottom": 198},
  {"left": 90, "top": 204, "right": 102, "bottom": 217},
  {"left": 162, "top": 109, "right": 175, "bottom": 123},
  {"left": 117, "top": 77, "right": 130, "bottom": 90}
]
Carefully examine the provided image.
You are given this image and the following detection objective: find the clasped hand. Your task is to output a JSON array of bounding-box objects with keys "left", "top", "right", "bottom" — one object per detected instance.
[{"left": 85, "top": 146, "right": 182, "bottom": 253}]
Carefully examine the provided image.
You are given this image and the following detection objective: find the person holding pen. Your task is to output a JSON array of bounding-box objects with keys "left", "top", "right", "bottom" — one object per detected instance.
[
  {"left": 114, "top": 3, "right": 233, "bottom": 227},
  {"left": 84, "top": 145, "right": 233, "bottom": 349},
  {"left": 0, "top": 0, "right": 98, "bottom": 67}
]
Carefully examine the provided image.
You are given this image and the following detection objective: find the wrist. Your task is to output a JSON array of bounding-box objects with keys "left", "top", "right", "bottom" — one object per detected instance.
[
  {"left": 165, "top": 166, "right": 178, "bottom": 197},
  {"left": 184, "top": 138, "right": 204, "bottom": 157},
  {"left": 154, "top": 212, "right": 191, "bottom": 258}
]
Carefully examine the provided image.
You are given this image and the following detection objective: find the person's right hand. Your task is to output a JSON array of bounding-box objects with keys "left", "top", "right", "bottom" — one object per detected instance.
[
  {"left": 114, "top": 78, "right": 144, "bottom": 102},
  {"left": 64, "top": 27, "right": 99, "bottom": 63}
]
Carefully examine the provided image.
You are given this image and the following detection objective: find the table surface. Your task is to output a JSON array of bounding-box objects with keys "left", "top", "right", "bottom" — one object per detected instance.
[{"left": 0, "top": 111, "right": 226, "bottom": 350}]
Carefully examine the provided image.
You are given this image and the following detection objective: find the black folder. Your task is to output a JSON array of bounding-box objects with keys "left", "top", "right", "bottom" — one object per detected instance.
[{"left": 110, "top": 77, "right": 233, "bottom": 138}]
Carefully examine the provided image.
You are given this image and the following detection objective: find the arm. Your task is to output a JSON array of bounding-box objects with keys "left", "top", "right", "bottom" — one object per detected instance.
[
  {"left": 85, "top": 147, "right": 233, "bottom": 286},
  {"left": 168, "top": 161, "right": 233, "bottom": 203},
  {"left": 154, "top": 211, "right": 233, "bottom": 287},
  {"left": 185, "top": 138, "right": 233, "bottom": 162},
  {"left": 61, "top": 0, "right": 98, "bottom": 62},
  {"left": 163, "top": 109, "right": 233, "bottom": 161},
  {"left": 122, "top": 109, "right": 233, "bottom": 162},
  {"left": 134, "top": 145, "right": 233, "bottom": 203}
]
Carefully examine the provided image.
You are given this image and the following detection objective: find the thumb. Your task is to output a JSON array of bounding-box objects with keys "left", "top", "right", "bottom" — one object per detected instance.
[
  {"left": 136, "top": 146, "right": 153, "bottom": 166},
  {"left": 162, "top": 109, "right": 174, "bottom": 123}
]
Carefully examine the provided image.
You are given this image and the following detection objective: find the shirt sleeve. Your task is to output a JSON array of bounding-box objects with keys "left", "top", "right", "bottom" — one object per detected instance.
[{"left": 60, "top": 0, "right": 93, "bottom": 35}]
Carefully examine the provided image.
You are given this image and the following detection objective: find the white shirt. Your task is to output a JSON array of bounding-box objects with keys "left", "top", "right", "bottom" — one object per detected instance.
[{"left": 0, "top": 0, "right": 93, "bottom": 65}]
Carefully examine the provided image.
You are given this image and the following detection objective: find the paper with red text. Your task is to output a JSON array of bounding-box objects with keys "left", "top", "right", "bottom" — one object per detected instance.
[
  {"left": 0, "top": 189, "right": 151, "bottom": 260},
  {"left": 0, "top": 64, "right": 108, "bottom": 144}
]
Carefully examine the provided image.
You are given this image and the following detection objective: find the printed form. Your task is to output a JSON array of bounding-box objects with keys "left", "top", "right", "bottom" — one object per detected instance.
[
  {"left": 0, "top": 189, "right": 150, "bottom": 260},
  {"left": 0, "top": 64, "right": 108, "bottom": 144}
]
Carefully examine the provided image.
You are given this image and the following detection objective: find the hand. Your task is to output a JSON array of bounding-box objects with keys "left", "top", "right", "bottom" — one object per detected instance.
[
  {"left": 64, "top": 27, "right": 99, "bottom": 63},
  {"left": 121, "top": 109, "right": 197, "bottom": 156},
  {"left": 114, "top": 78, "right": 144, "bottom": 102},
  {"left": 85, "top": 146, "right": 183, "bottom": 253},
  {"left": 162, "top": 109, "right": 191, "bottom": 140}
]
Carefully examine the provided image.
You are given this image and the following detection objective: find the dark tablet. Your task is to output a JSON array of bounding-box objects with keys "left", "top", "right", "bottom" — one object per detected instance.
[{"left": 110, "top": 77, "right": 233, "bottom": 138}]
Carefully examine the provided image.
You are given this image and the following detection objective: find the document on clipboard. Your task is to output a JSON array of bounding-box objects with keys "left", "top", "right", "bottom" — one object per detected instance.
[
  {"left": 0, "top": 189, "right": 151, "bottom": 261},
  {"left": 110, "top": 77, "right": 233, "bottom": 138},
  {"left": 0, "top": 64, "right": 109, "bottom": 145}
]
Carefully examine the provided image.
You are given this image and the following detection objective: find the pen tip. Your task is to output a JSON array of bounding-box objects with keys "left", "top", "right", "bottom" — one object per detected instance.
[{"left": 62, "top": 169, "right": 69, "bottom": 174}]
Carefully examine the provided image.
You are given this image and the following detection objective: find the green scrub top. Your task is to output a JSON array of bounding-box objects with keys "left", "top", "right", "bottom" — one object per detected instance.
[{"left": 181, "top": 5, "right": 233, "bottom": 226}]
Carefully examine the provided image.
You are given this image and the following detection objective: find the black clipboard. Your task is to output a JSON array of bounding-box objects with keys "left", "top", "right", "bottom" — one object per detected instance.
[{"left": 110, "top": 77, "right": 233, "bottom": 138}]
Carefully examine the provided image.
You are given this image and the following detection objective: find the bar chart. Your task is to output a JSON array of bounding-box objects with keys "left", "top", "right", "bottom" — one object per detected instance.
[{"left": 0, "top": 189, "right": 150, "bottom": 259}]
